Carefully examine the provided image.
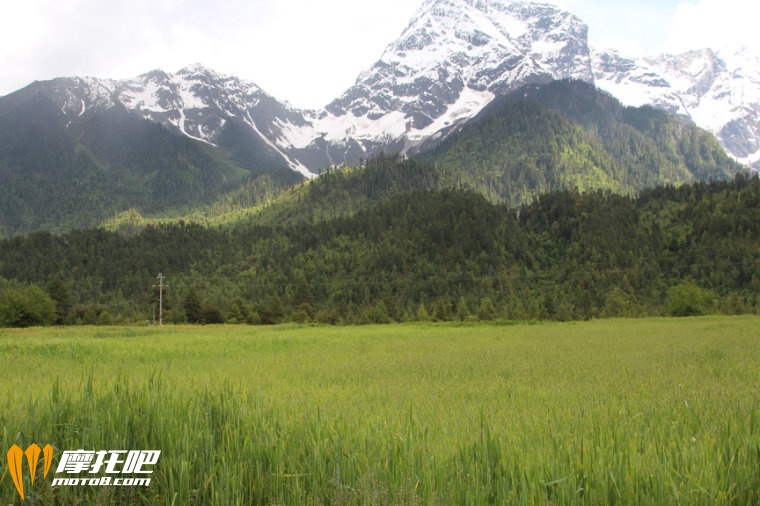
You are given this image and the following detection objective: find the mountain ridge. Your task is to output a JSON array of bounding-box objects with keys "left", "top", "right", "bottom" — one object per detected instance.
[
  {"left": 0, "top": 0, "right": 756, "bottom": 237},
  {"left": 100, "top": 80, "right": 743, "bottom": 235},
  {"left": 2, "top": 0, "right": 757, "bottom": 174},
  {"left": 592, "top": 47, "right": 760, "bottom": 169}
]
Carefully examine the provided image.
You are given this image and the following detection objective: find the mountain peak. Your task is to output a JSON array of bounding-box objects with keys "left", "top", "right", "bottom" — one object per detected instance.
[
  {"left": 4, "top": 0, "right": 757, "bottom": 176},
  {"left": 177, "top": 63, "right": 223, "bottom": 81},
  {"left": 592, "top": 46, "right": 760, "bottom": 169},
  {"left": 178, "top": 62, "right": 212, "bottom": 73},
  {"left": 316, "top": 0, "right": 591, "bottom": 155},
  {"left": 416, "top": 0, "right": 545, "bottom": 11}
]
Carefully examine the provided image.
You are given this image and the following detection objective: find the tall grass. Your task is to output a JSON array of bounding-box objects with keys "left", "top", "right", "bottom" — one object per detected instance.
[{"left": 1, "top": 317, "right": 758, "bottom": 504}]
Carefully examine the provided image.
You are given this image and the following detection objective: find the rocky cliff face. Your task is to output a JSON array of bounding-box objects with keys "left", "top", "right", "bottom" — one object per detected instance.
[
  {"left": 285, "top": 0, "right": 760, "bottom": 172},
  {"left": 278, "top": 0, "right": 597, "bottom": 170}
]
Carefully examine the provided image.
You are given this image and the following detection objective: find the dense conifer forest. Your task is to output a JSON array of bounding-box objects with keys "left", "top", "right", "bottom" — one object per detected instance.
[
  {"left": 422, "top": 80, "right": 741, "bottom": 205},
  {"left": 1, "top": 164, "right": 757, "bottom": 327}
]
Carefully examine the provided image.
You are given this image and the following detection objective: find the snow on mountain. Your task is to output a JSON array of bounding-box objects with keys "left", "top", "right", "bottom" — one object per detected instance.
[
  {"left": 8, "top": 0, "right": 758, "bottom": 175},
  {"left": 24, "top": 64, "right": 318, "bottom": 178},
  {"left": 593, "top": 48, "right": 760, "bottom": 170},
  {"left": 277, "top": 0, "right": 593, "bottom": 169},
  {"left": 280, "top": 0, "right": 759, "bottom": 173}
]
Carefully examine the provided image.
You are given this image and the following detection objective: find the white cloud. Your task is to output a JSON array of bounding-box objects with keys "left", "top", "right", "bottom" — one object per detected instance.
[
  {"left": 665, "top": 0, "right": 760, "bottom": 55},
  {"left": 550, "top": 0, "right": 676, "bottom": 55},
  {"left": 237, "top": 0, "right": 420, "bottom": 108},
  {"left": 0, "top": 0, "right": 420, "bottom": 108},
  {"left": 1, "top": 0, "right": 756, "bottom": 107}
]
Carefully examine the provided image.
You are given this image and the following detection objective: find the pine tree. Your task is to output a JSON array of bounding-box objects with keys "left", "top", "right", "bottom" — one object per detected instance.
[
  {"left": 183, "top": 288, "right": 203, "bottom": 324},
  {"left": 47, "top": 276, "right": 72, "bottom": 325}
]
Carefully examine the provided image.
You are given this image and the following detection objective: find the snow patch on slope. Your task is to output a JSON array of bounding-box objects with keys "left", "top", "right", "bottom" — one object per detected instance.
[
  {"left": 593, "top": 47, "right": 760, "bottom": 170},
  {"left": 407, "top": 87, "right": 495, "bottom": 143}
]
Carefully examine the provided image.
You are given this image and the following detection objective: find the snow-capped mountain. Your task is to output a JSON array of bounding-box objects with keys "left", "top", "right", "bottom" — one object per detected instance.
[
  {"left": 21, "top": 64, "right": 317, "bottom": 178},
  {"left": 284, "top": 0, "right": 760, "bottom": 172},
  {"left": 278, "top": 0, "right": 594, "bottom": 169},
  {"left": 3, "top": 0, "right": 759, "bottom": 174},
  {"left": 23, "top": 0, "right": 601, "bottom": 175},
  {"left": 592, "top": 48, "right": 760, "bottom": 169}
]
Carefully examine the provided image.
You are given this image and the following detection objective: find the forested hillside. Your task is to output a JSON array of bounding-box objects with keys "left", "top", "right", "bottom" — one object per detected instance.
[
  {"left": 98, "top": 154, "right": 442, "bottom": 234},
  {"left": 0, "top": 90, "right": 301, "bottom": 237},
  {"left": 424, "top": 80, "right": 742, "bottom": 206},
  {"left": 0, "top": 80, "right": 744, "bottom": 238},
  {"left": 100, "top": 79, "right": 745, "bottom": 234},
  {"left": 1, "top": 172, "right": 757, "bottom": 327}
]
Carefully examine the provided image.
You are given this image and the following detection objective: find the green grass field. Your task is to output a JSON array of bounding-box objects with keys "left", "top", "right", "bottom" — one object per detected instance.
[{"left": 1, "top": 317, "right": 759, "bottom": 504}]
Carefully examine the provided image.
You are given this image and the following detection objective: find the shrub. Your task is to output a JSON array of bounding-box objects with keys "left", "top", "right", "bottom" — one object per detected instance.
[
  {"left": 667, "top": 280, "right": 716, "bottom": 317},
  {"left": 602, "top": 287, "right": 642, "bottom": 318},
  {"left": 201, "top": 303, "right": 225, "bottom": 324},
  {"left": 183, "top": 289, "right": 203, "bottom": 324},
  {"left": 292, "top": 303, "right": 316, "bottom": 324},
  {"left": 0, "top": 285, "right": 56, "bottom": 327}
]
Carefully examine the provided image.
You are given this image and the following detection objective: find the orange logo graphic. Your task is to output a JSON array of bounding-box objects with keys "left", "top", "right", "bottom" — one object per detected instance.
[{"left": 6, "top": 444, "right": 54, "bottom": 501}]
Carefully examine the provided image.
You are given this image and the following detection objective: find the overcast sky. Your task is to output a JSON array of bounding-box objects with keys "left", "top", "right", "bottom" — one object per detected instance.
[{"left": 1, "top": 0, "right": 757, "bottom": 109}]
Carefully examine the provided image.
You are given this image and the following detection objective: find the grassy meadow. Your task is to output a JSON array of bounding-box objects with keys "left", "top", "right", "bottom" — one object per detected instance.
[{"left": 1, "top": 317, "right": 758, "bottom": 504}]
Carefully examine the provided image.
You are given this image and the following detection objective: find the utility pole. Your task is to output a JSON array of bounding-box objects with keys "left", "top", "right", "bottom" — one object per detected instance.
[{"left": 153, "top": 273, "right": 168, "bottom": 325}]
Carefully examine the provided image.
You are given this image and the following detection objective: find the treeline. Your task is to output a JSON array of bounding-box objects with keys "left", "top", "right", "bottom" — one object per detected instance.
[{"left": 0, "top": 173, "right": 758, "bottom": 326}]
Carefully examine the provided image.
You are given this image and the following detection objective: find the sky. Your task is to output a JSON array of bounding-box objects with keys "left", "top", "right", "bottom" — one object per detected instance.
[{"left": 0, "top": 0, "right": 758, "bottom": 109}]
